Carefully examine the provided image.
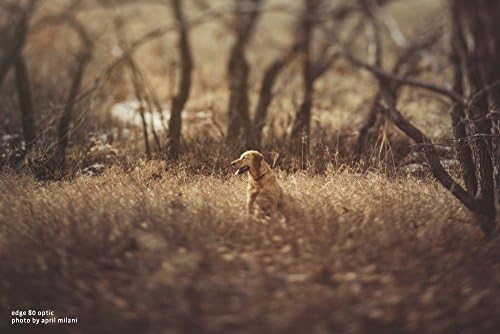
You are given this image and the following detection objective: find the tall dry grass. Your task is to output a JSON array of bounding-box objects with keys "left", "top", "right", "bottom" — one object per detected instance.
[{"left": 1, "top": 163, "right": 500, "bottom": 333}]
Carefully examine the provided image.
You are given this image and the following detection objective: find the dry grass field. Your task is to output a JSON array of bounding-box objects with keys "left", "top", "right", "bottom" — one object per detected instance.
[{"left": 2, "top": 163, "right": 500, "bottom": 333}]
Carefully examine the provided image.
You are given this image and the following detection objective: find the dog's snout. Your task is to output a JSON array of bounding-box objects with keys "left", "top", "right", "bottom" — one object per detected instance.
[{"left": 231, "top": 161, "right": 237, "bottom": 167}]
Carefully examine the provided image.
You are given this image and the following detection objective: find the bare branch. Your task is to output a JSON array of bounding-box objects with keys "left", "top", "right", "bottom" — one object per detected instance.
[
  {"left": 379, "top": 88, "right": 480, "bottom": 214},
  {"left": 392, "top": 26, "right": 442, "bottom": 74},
  {"left": 344, "top": 53, "right": 464, "bottom": 104},
  {"left": 226, "top": 0, "right": 263, "bottom": 143},
  {"left": 73, "top": 5, "right": 227, "bottom": 105},
  {"left": 379, "top": 9, "right": 407, "bottom": 47}
]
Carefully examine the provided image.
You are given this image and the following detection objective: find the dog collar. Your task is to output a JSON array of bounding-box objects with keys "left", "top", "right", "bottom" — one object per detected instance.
[{"left": 254, "top": 172, "right": 267, "bottom": 182}]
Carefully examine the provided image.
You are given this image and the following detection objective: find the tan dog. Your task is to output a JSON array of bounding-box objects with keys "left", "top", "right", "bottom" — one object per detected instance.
[{"left": 231, "top": 150, "right": 288, "bottom": 219}]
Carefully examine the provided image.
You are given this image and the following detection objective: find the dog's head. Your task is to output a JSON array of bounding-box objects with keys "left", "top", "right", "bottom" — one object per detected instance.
[{"left": 231, "top": 150, "right": 264, "bottom": 176}]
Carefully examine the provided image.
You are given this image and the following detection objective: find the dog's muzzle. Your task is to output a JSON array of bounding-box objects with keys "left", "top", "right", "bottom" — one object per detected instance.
[
  {"left": 235, "top": 166, "right": 250, "bottom": 175},
  {"left": 231, "top": 161, "right": 250, "bottom": 175}
]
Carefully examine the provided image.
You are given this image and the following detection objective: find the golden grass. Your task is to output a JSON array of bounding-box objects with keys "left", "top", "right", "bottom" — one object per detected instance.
[{"left": 2, "top": 163, "right": 500, "bottom": 333}]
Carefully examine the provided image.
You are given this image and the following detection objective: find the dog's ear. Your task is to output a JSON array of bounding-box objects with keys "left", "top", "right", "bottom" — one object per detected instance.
[{"left": 253, "top": 153, "right": 263, "bottom": 170}]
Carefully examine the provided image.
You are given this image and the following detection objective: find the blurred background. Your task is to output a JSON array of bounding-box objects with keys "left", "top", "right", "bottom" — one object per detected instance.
[{"left": 0, "top": 0, "right": 453, "bottom": 176}]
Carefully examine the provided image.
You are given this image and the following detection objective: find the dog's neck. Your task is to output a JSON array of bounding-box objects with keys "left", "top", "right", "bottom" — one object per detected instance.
[
  {"left": 249, "top": 163, "right": 268, "bottom": 183},
  {"left": 253, "top": 171, "right": 267, "bottom": 182}
]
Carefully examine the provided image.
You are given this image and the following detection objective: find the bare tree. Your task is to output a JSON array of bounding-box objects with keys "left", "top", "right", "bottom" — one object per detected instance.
[
  {"left": 450, "top": 0, "right": 500, "bottom": 231},
  {"left": 226, "top": 0, "right": 262, "bottom": 144},
  {"left": 0, "top": 2, "right": 38, "bottom": 149},
  {"left": 51, "top": 14, "right": 93, "bottom": 169},
  {"left": 113, "top": 15, "right": 152, "bottom": 159},
  {"left": 193, "top": 0, "right": 299, "bottom": 149},
  {"left": 353, "top": 0, "right": 440, "bottom": 160},
  {"left": 289, "top": 0, "right": 350, "bottom": 158},
  {"left": 449, "top": 1, "right": 476, "bottom": 195},
  {"left": 0, "top": 2, "right": 33, "bottom": 90},
  {"left": 353, "top": 0, "right": 383, "bottom": 159},
  {"left": 289, "top": 0, "right": 318, "bottom": 158},
  {"left": 344, "top": 0, "right": 500, "bottom": 235},
  {"left": 248, "top": 43, "right": 299, "bottom": 149},
  {"left": 166, "top": 0, "right": 193, "bottom": 161}
]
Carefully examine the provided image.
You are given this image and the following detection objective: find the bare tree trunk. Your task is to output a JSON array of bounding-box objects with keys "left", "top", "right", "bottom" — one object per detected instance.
[
  {"left": 226, "top": 0, "right": 262, "bottom": 145},
  {"left": 14, "top": 55, "right": 36, "bottom": 148},
  {"left": 354, "top": 0, "right": 383, "bottom": 159},
  {"left": 0, "top": 4, "right": 31, "bottom": 92},
  {"left": 290, "top": 0, "right": 316, "bottom": 157},
  {"left": 130, "top": 68, "right": 151, "bottom": 159},
  {"left": 354, "top": 94, "right": 381, "bottom": 158},
  {"left": 450, "top": 3, "right": 477, "bottom": 195},
  {"left": 54, "top": 52, "right": 91, "bottom": 169},
  {"left": 249, "top": 60, "right": 285, "bottom": 149},
  {"left": 0, "top": 20, "right": 26, "bottom": 92},
  {"left": 226, "top": 44, "right": 251, "bottom": 143},
  {"left": 114, "top": 15, "right": 151, "bottom": 159},
  {"left": 452, "top": 0, "right": 500, "bottom": 229},
  {"left": 3, "top": 8, "right": 37, "bottom": 149},
  {"left": 249, "top": 47, "right": 297, "bottom": 149},
  {"left": 54, "top": 16, "right": 93, "bottom": 170},
  {"left": 290, "top": 78, "right": 313, "bottom": 156},
  {"left": 466, "top": 2, "right": 500, "bottom": 224},
  {"left": 0, "top": 51, "right": 15, "bottom": 92},
  {"left": 145, "top": 97, "right": 162, "bottom": 153},
  {"left": 167, "top": 0, "right": 193, "bottom": 161}
]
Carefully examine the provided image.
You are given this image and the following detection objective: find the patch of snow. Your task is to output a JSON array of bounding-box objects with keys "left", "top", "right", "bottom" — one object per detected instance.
[
  {"left": 110, "top": 100, "right": 166, "bottom": 132},
  {"left": 80, "top": 163, "right": 106, "bottom": 176},
  {"left": 402, "top": 163, "right": 427, "bottom": 175},
  {"left": 110, "top": 100, "right": 212, "bottom": 132},
  {"left": 1, "top": 134, "right": 14, "bottom": 141},
  {"left": 440, "top": 159, "right": 460, "bottom": 169}
]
